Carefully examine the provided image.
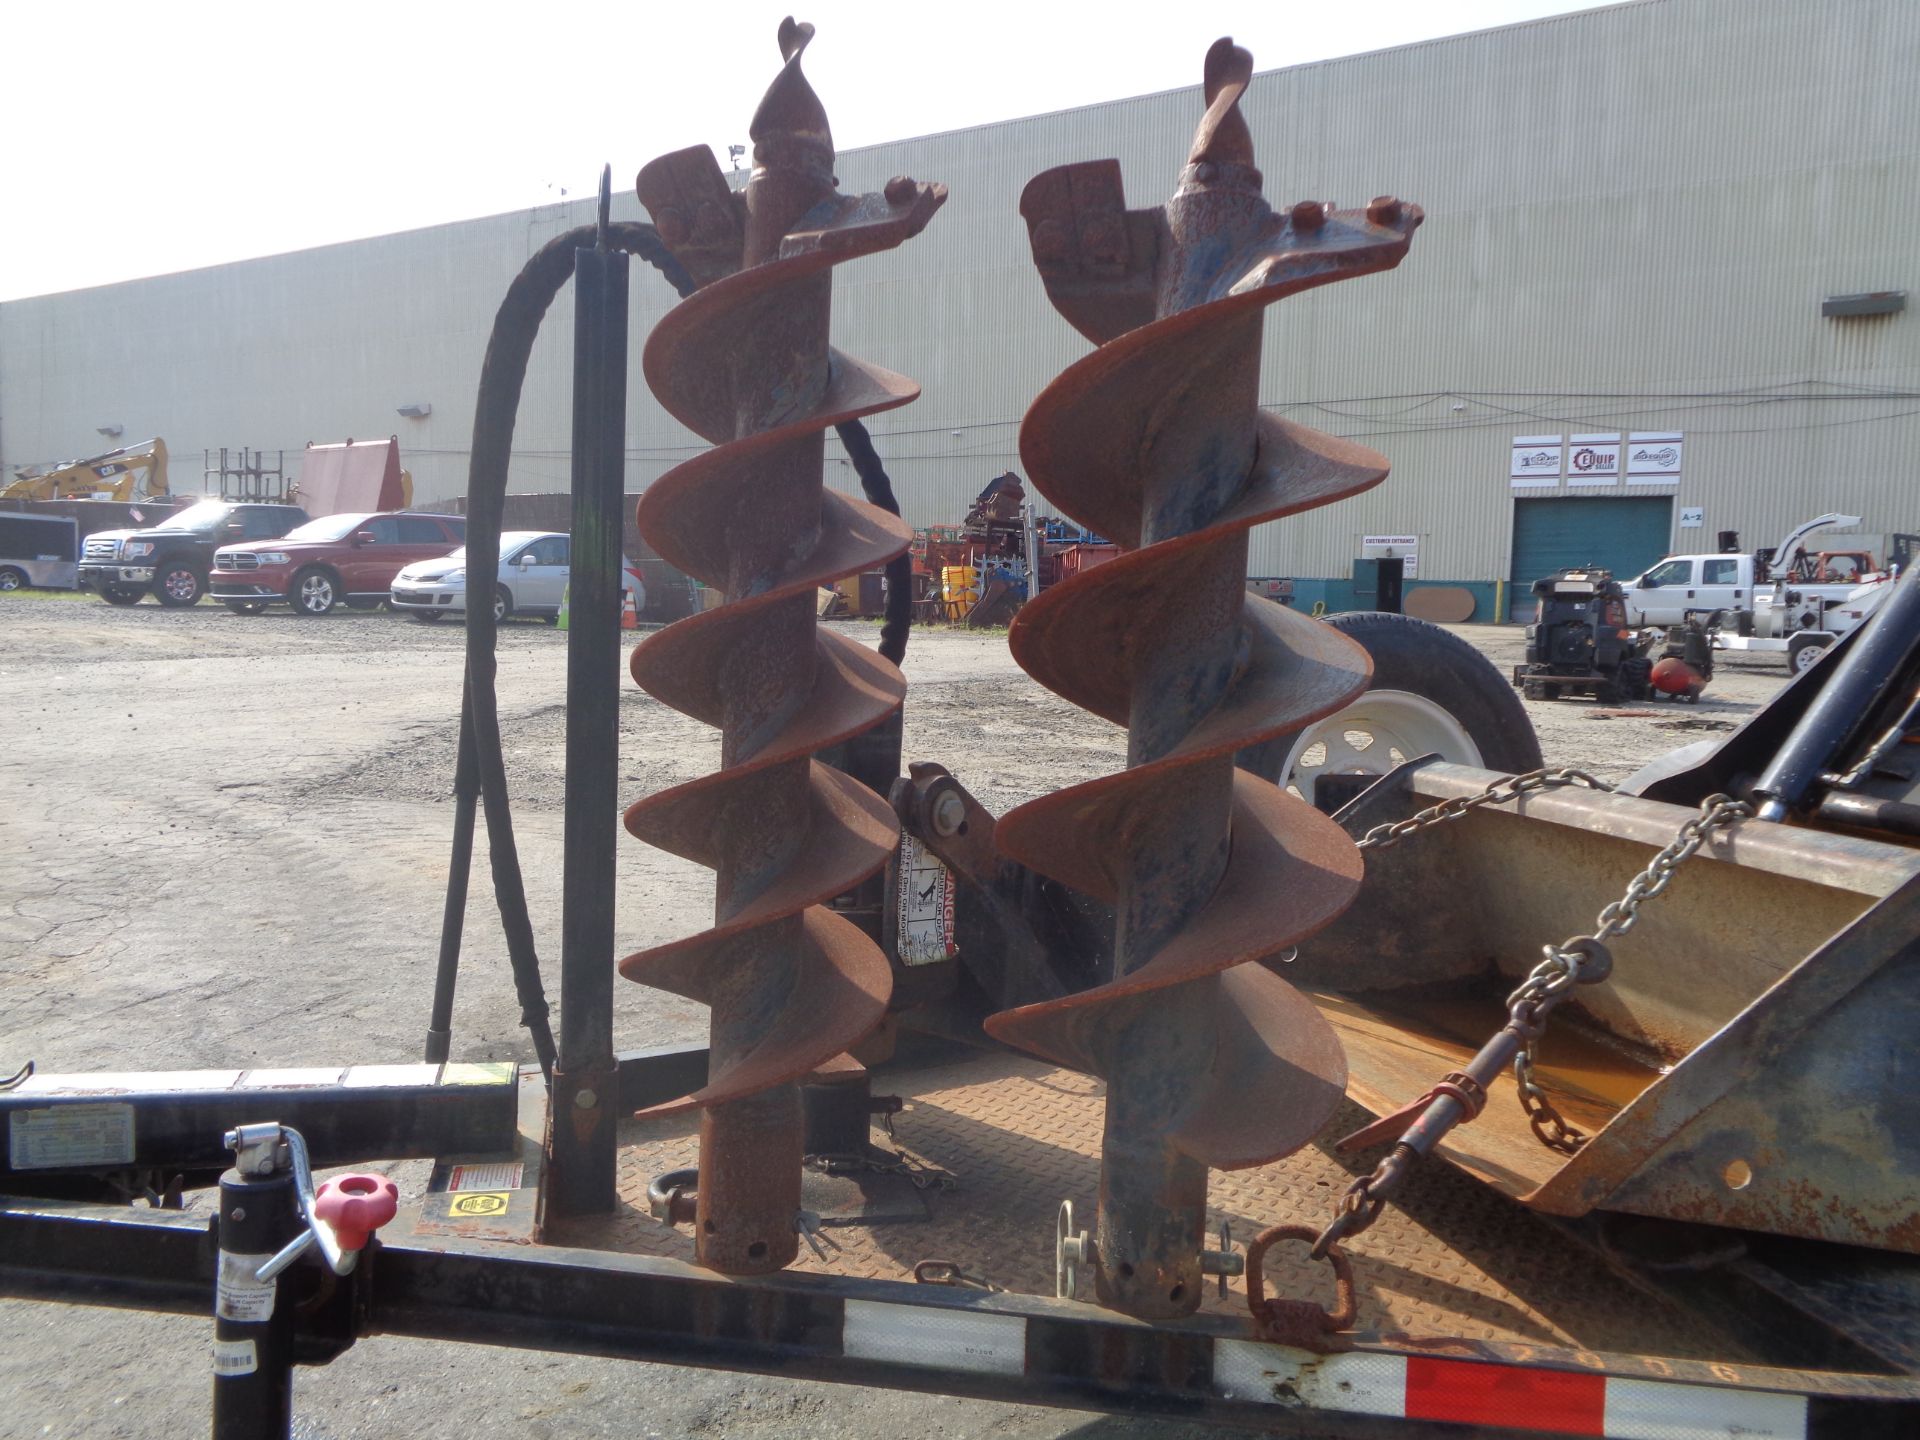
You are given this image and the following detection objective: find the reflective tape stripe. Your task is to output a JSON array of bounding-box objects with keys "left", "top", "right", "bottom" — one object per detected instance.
[
  {"left": 1407, "top": 1356, "right": 1605, "bottom": 1434},
  {"left": 1603, "top": 1375, "right": 1807, "bottom": 1440},
  {"left": 841, "top": 1299, "right": 1025, "bottom": 1376},
  {"left": 1213, "top": 1342, "right": 1810, "bottom": 1439},
  {"left": 1213, "top": 1340, "right": 1405, "bottom": 1416}
]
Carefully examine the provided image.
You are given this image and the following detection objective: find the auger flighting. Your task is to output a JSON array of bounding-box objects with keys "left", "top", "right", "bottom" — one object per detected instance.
[
  {"left": 990, "top": 39, "right": 1424, "bottom": 1318},
  {"left": 622, "top": 18, "right": 945, "bottom": 1275}
]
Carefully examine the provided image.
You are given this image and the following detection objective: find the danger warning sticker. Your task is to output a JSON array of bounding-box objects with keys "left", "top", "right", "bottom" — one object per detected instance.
[
  {"left": 896, "top": 834, "right": 957, "bottom": 967},
  {"left": 447, "top": 1162, "right": 523, "bottom": 1192}
]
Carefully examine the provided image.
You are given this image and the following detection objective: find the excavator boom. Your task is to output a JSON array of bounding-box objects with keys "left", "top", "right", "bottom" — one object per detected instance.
[{"left": 4, "top": 438, "right": 169, "bottom": 502}]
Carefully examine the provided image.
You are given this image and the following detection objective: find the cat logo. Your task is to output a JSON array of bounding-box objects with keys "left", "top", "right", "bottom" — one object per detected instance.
[{"left": 450, "top": 1191, "right": 510, "bottom": 1217}]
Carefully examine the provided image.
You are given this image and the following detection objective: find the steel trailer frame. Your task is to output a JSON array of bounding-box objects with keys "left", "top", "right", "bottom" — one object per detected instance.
[{"left": 5, "top": 1038, "right": 1920, "bottom": 1440}]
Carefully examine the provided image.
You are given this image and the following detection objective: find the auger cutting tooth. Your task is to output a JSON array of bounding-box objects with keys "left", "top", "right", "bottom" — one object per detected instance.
[
  {"left": 990, "top": 37, "right": 1424, "bottom": 1319},
  {"left": 622, "top": 17, "right": 946, "bottom": 1276}
]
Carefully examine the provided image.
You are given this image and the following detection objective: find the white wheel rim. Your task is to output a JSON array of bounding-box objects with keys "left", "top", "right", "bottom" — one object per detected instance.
[{"left": 1280, "top": 688, "right": 1483, "bottom": 806}]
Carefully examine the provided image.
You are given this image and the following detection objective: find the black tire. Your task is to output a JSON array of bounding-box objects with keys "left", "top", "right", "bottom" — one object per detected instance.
[
  {"left": 493, "top": 586, "right": 512, "bottom": 624},
  {"left": 101, "top": 586, "right": 143, "bottom": 606},
  {"left": 1320, "top": 611, "right": 1544, "bottom": 775},
  {"left": 407, "top": 609, "right": 443, "bottom": 623},
  {"left": 1787, "top": 633, "right": 1827, "bottom": 675},
  {"left": 224, "top": 600, "right": 267, "bottom": 615},
  {"left": 0, "top": 566, "right": 25, "bottom": 592},
  {"left": 155, "top": 563, "right": 205, "bottom": 607},
  {"left": 290, "top": 567, "right": 340, "bottom": 616}
]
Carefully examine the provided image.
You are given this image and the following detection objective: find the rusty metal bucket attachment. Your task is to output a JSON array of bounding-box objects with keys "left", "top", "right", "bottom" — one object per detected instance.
[{"left": 1294, "top": 762, "right": 1920, "bottom": 1252}]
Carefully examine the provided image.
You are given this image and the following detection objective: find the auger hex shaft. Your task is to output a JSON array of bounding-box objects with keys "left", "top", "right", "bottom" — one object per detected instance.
[
  {"left": 991, "top": 38, "right": 1422, "bottom": 1318},
  {"left": 623, "top": 18, "right": 945, "bottom": 1276}
]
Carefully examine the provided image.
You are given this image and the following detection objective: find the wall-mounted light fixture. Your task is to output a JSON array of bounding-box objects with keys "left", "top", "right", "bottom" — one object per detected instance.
[
  {"left": 1822, "top": 291, "right": 1905, "bottom": 319},
  {"left": 396, "top": 402, "right": 432, "bottom": 419},
  {"left": 96, "top": 423, "right": 124, "bottom": 438}
]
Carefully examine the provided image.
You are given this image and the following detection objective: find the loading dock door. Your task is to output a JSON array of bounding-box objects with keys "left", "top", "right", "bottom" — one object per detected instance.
[{"left": 1508, "top": 496, "right": 1673, "bottom": 620}]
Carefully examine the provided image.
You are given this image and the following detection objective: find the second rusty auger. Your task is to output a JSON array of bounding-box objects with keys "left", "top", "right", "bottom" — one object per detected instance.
[
  {"left": 621, "top": 18, "right": 946, "bottom": 1275},
  {"left": 990, "top": 39, "right": 1424, "bottom": 1318}
]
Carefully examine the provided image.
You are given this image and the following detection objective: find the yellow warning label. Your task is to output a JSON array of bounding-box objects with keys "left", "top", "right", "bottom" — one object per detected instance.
[
  {"left": 449, "top": 1191, "right": 510, "bottom": 1217},
  {"left": 438, "top": 1062, "right": 517, "bottom": 1087}
]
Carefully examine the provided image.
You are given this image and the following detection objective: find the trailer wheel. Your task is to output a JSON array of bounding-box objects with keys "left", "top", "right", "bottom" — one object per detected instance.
[
  {"left": 1787, "top": 633, "right": 1828, "bottom": 675},
  {"left": 1277, "top": 612, "right": 1544, "bottom": 806},
  {"left": 0, "top": 566, "right": 25, "bottom": 591}
]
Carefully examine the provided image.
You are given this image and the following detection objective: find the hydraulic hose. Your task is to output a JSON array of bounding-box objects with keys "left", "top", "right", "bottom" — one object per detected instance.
[{"left": 429, "top": 219, "right": 693, "bottom": 1079}]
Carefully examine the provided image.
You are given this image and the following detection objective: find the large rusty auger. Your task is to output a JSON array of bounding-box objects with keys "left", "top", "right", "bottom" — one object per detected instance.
[
  {"left": 989, "top": 39, "right": 1423, "bottom": 1319},
  {"left": 621, "top": 17, "right": 946, "bottom": 1276}
]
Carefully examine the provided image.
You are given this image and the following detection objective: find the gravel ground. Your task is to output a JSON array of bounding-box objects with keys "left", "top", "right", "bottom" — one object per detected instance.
[{"left": 0, "top": 593, "right": 1791, "bottom": 1438}]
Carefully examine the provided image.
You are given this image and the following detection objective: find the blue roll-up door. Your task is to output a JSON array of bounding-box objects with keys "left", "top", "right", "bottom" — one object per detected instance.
[{"left": 1509, "top": 497, "right": 1673, "bottom": 620}]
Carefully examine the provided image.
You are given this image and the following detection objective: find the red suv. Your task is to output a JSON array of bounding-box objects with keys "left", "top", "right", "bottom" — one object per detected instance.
[{"left": 210, "top": 511, "right": 467, "bottom": 615}]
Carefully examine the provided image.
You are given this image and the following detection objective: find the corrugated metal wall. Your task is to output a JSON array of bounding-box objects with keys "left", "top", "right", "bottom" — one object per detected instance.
[{"left": 4, "top": 0, "right": 1916, "bottom": 586}]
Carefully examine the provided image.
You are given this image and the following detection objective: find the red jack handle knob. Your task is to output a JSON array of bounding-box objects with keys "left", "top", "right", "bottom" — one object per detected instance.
[{"left": 314, "top": 1173, "right": 400, "bottom": 1251}]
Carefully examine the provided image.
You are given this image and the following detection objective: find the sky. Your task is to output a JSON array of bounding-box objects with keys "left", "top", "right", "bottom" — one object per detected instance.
[{"left": 0, "top": 0, "right": 1600, "bottom": 302}]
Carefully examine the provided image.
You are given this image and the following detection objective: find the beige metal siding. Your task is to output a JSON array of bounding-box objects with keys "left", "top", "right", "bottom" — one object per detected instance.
[{"left": 4, "top": 0, "right": 1916, "bottom": 586}]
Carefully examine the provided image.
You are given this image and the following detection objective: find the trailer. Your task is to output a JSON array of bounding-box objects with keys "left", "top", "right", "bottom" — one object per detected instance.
[
  {"left": 0, "top": 511, "right": 78, "bottom": 590},
  {"left": 5, "top": 25, "right": 1920, "bottom": 1440}
]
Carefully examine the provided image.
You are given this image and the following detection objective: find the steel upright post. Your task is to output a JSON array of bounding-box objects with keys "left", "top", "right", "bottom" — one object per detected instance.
[{"left": 551, "top": 171, "right": 629, "bottom": 1216}]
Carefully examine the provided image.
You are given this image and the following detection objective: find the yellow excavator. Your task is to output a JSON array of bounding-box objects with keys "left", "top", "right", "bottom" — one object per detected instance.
[{"left": 4, "top": 437, "right": 170, "bottom": 502}]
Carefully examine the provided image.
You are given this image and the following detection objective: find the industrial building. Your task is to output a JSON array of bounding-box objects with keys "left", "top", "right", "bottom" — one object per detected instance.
[{"left": 3, "top": 0, "right": 1914, "bottom": 620}]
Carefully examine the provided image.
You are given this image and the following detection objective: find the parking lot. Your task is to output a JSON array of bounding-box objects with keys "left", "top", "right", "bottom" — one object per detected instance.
[{"left": 0, "top": 594, "right": 1794, "bottom": 1437}]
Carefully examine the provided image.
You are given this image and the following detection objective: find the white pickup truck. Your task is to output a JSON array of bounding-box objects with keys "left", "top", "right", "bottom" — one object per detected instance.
[{"left": 1622, "top": 512, "right": 1879, "bottom": 627}]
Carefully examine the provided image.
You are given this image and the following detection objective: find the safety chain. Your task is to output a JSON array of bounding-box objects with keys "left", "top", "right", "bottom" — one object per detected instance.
[
  {"left": 805, "top": 1148, "right": 959, "bottom": 1193},
  {"left": 1515, "top": 790, "right": 1754, "bottom": 1149},
  {"left": 1302, "top": 775, "right": 1752, "bottom": 1269},
  {"left": 1351, "top": 767, "right": 1613, "bottom": 853}
]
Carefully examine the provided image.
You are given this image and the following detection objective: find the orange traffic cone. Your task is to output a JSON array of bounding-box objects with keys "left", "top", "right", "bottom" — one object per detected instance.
[{"left": 621, "top": 589, "right": 638, "bottom": 630}]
